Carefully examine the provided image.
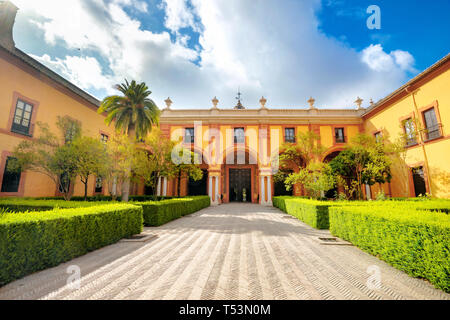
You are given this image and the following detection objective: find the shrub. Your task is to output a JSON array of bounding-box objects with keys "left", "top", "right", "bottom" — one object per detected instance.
[
  {"left": 0, "top": 199, "right": 112, "bottom": 212},
  {"left": 0, "top": 204, "right": 143, "bottom": 286},
  {"left": 329, "top": 206, "right": 450, "bottom": 292},
  {"left": 283, "top": 198, "right": 335, "bottom": 229},
  {"left": 137, "top": 196, "right": 210, "bottom": 226}
]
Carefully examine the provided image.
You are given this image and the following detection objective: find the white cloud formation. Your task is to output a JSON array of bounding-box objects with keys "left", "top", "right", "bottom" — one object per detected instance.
[
  {"left": 361, "top": 44, "right": 415, "bottom": 73},
  {"left": 12, "top": 0, "right": 417, "bottom": 109},
  {"left": 30, "top": 54, "right": 117, "bottom": 94}
]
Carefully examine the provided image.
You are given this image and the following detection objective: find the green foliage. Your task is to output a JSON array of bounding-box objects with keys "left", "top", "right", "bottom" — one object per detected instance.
[
  {"left": 0, "top": 204, "right": 143, "bottom": 285},
  {"left": 329, "top": 133, "right": 400, "bottom": 200},
  {"left": 12, "top": 118, "right": 84, "bottom": 200},
  {"left": 71, "top": 136, "right": 109, "bottom": 200},
  {"left": 0, "top": 199, "right": 116, "bottom": 212},
  {"left": 98, "top": 79, "right": 160, "bottom": 140},
  {"left": 329, "top": 206, "right": 450, "bottom": 292},
  {"left": 273, "top": 196, "right": 335, "bottom": 229},
  {"left": 171, "top": 145, "right": 204, "bottom": 197},
  {"left": 285, "top": 162, "right": 336, "bottom": 199},
  {"left": 137, "top": 196, "right": 210, "bottom": 226}
]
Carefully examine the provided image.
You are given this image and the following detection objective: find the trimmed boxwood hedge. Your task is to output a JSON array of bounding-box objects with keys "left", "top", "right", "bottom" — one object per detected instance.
[
  {"left": 273, "top": 197, "right": 336, "bottom": 229},
  {"left": 0, "top": 204, "right": 143, "bottom": 286},
  {"left": 0, "top": 199, "right": 110, "bottom": 213},
  {"left": 329, "top": 206, "right": 450, "bottom": 292},
  {"left": 137, "top": 196, "right": 210, "bottom": 226},
  {"left": 273, "top": 196, "right": 450, "bottom": 230}
]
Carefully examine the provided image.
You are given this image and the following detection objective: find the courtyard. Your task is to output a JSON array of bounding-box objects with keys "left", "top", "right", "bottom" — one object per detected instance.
[{"left": 0, "top": 203, "right": 448, "bottom": 300}]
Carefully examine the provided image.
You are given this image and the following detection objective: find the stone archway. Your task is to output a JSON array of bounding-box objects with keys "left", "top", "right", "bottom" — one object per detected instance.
[{"left": 220, "top": 147, "right": 259, "bottom": 203}]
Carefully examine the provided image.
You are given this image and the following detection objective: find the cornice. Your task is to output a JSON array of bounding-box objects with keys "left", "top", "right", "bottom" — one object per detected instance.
[{"left": 160, "top": 107, "right": 364, "bottom": 125}]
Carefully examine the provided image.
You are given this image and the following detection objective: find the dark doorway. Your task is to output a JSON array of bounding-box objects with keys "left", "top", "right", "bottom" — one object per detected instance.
[
  {"left": 144, "top": 172, "right": 157, "bottom": 195},
  {"left": 229, "top": 169, "right": 251, "bottom": 202},
  {"left": 412, "top": 167, "right": 427, "bottom": 197},
  {"left": 188, "top": 169, "right": 208, "bottom": 196},
  {"left": 274, "top": 170, "right": 293, "bottom": 196}
]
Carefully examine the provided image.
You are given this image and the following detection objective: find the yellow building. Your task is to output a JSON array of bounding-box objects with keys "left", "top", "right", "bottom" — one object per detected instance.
[{"left": 0, "top": 1, "right": 449, "bottom": 202}]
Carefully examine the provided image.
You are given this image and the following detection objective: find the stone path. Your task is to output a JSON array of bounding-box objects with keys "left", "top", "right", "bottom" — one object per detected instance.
[{"left": 0, "top": 203, "right": 448, "bottom": 300}]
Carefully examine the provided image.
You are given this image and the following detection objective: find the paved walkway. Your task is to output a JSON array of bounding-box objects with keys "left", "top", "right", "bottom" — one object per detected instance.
[{"left": 0, "top": 204, "right": 448, "bottom": 300}]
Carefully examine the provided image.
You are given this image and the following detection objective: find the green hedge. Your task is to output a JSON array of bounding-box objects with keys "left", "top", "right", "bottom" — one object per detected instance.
[
  {"left": 273, "top": 196, "right": 450, "bottom": 230},
  {"left": 137, "top": 196, "right": 210, "bottom": 226},
  {"left": 0, "top": 199, "right": 112, "bottom": 213},
  {"left": 2, "top": 195, "right": 174, "bottom": 202},
  {"left": 0, "top": 204, "right": 143, "bottom": 286},
  {"left": 284, "top": 198, "right": 335, "bottom": 229},
  {"left": 329, "top": 206, "right": 450, "bottom": 292}
]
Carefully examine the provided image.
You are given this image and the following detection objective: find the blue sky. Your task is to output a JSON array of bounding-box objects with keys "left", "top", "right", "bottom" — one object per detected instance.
[{"left": 11, "top": 0, "right": 450, "bottom": 109}]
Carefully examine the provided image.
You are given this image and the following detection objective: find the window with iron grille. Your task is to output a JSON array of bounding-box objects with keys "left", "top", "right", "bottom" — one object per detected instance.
[
  {"left": 100, "top": 134, "right": 109, "bottom": 144},
  {"left": 285, "top": 128, "right": 295, "bottom": 143},
  {"left": 374, "top": 131, "right": 383, "bottom": 143},
  {"left": 335, "top": 128, "right": 345, "bottom": 143},
  {"left": 234, "top": 128, "right": 245, "bottom": 144},
  {"left": 11, "top": 100, "right": 33, "bottom": 136},
  {"left": 95, "top": 177, "right": 103, "bottom": 193},
  {"left": 423, "top": 108, "right": 441, "bottom": 141},
  {"left": 403, "top": 118, "right": 417, "bottom": 146},
  {"left": 65, "top": 122, "right": 78, "bottom": 144},
  {"left": 1, "top": 157, "right": 21, "bottom": 193},
  {"left": 185, "top": 128, "right": 195, "bottom": 143}
]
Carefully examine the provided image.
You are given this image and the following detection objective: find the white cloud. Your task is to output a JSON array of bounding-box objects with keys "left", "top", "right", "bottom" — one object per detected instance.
[
  {"left": 362, "top": 44, "right": 415, "bottom": 73},
  {"left": 30, "top": 54, "right": 117, "bottom": 96},
  {"left": 12, "top": 0, "right": 417, "bottom": 109}
]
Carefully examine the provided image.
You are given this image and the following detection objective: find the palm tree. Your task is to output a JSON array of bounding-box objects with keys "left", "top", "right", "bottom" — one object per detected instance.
[{"left": 98, "top": 80, "right": 160, "bottom": 202}]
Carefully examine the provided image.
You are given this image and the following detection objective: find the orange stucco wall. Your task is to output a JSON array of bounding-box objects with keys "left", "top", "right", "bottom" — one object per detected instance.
[{"left": 0, "top": 53, "right": 113, "bottom": 198}]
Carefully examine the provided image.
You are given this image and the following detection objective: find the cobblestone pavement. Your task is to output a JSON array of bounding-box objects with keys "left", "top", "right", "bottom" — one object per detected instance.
[{"left": 1, "top": 203, "right": 448, "bottom": 300}]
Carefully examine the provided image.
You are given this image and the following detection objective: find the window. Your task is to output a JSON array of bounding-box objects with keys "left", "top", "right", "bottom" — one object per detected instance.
[
  {"left": 374, "top": 131, "right": 383, "bottom": 143},
  {"left": 65, "top": 122, "right": 78, "bottom": 144},
  {"left": 234, "top": 128, "right": 245, "bottom": 144},
  {"left": 403, "top": 118, "right": 417, "bottom": 146},
  {"left": 184, "top": 128, "right": 194, "bottom": 143},
  {"left": 100, "top": 134, "right": 109, "bottom": 144},
  {"left": 335, "top": 128, "right": 345, "bottom": 143},
  {"left": 11, "top": 100, "right": 33, "bottom": 136},
  {"left": 285, "top": 128, "right": 295, "bottom": 143},
  {"left": 423, "top": 108, "right": 441, "bottom": 140},
  {"left": 1, "top": 157, "right": 21, "bottom": 193},
  {"left": 95, "top": 177, "right": 103, "bottom": 193}
]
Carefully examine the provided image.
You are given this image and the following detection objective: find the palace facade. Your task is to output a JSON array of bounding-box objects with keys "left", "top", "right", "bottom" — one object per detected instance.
[{"left": 1, "top": 1, "right": 449, "bottom": 203}]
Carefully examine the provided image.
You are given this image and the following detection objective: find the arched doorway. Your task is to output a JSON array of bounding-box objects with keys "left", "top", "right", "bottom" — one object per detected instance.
[
  {"left": 323, "top": 150, "right": 342, "bottom": 198},
  {"left": 188, "top": 169, "right": 208, "bottom": 196},
  {"left": 273, "top": 170, "right": 294, "bottom": 196},
  {"left": 221, "top": 148, "right": 258, "bottom": 203}
]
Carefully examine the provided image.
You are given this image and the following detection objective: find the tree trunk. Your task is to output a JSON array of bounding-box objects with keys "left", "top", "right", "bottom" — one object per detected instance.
[
  {"left": 122, "top": 178, "right": 130, "bottom": 202},
  {"left": 177, "top": 170, "right": 181, "bottom": 197},
  {"left": 111, "top": 176, "right": 117, "bottom": 200},
  {"left": 84, "top": 179, "right": 88, "bottom": 201}
]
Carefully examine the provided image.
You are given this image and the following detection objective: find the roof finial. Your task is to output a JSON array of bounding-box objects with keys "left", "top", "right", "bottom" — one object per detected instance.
[
  {"left": 164, "top": 97, "right": 172, "bottom": 110},
  {"left": 259, "top": 96, "right": 267, "bottom": 109},
  {"left": 211, "top": 96, "right": 219, "bottom": 109},
  {"left": 307, "top": 97, "right": 316, "bottom": 109},
  {"left": 354, "top": 96, "right": 364, "bottom": 110},
  {"left": 234, "top": 87, "right": 245, "bottom": 109}
]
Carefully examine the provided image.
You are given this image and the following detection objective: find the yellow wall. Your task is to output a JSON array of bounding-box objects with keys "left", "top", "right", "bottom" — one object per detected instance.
[
  {"left": 364, "top": 67, "right": 450, "bottom": 198},
  {"left": 0, "top": 56, "right": 113, "bottom": 197}
]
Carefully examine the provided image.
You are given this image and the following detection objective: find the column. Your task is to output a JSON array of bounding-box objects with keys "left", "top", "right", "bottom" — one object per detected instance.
[
  {"left": 215, "top": 176, "right": 220, "bottom": 204},
  {"left": 266, "top": 175, "right": 272, "bottom": 205},
  {"left": 209, "top": 175, "right": 213, "bottom": 204},
  {"left": 260, "top": 175, "right": 266, "bottom": 205},
  {"left": 163, "top": 177, "right": 167, "bottom": 197},
  {"left": 157, "top": 177, "right": 162, "bottom": 196}
]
